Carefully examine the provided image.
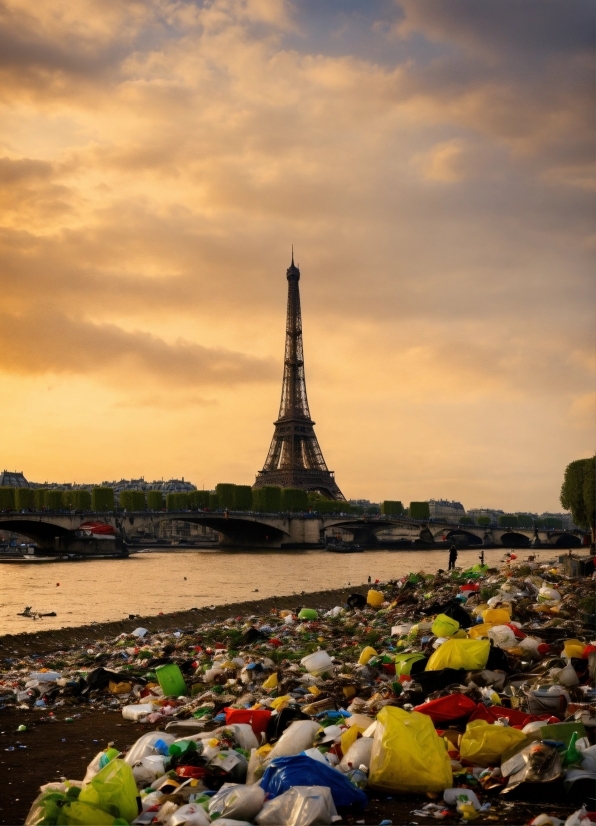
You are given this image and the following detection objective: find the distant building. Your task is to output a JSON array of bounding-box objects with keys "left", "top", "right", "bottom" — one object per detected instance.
[
  {"left": 539, "top": 511, "right": 576, "bottom": 530},
  {"left": 429, "top": 499, "right": 465, "bottom": 522},
  {"left": 0, "top": 470, "right": 29, "bottom": 488},
  {"left": 467, "top": 508, "right": 504, "bottom": 523}
]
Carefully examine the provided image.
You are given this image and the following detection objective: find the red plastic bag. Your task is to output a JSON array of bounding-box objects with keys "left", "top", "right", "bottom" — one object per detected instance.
[
  {"left": 413, "top": 694, "right": 477, "bottom": 725},
  {"left": 469, "top": 704, "right": 557, "bottom": 728},
  {"left": 224, "top": 707, "right": 271, "bottom": 737}
]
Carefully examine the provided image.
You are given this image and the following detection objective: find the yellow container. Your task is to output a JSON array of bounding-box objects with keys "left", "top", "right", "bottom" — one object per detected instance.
[
  {"left": 563, "top": 639, "right": 585, "bottom": 659},
  {"left": 469, "top": 623, "right": 493, "bottom": 639},
  {"left": 358, "top": 645, "right": 378, "bottom": 665},
  {"left": 482, "top": 608, "right": 511, "bottom": 625},
  {"left": 367, "top": 589, "right": 385, "bottom": 607}
]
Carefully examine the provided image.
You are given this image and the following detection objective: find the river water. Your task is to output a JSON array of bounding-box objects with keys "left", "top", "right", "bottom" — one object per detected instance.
[{"left": 0, "top": 546, "right": 552, "bottom": 635}]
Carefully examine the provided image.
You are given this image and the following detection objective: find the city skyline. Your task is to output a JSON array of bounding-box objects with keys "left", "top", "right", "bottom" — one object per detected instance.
[{"left": 0, "top": 1, "right": 594, "bottom": 513}]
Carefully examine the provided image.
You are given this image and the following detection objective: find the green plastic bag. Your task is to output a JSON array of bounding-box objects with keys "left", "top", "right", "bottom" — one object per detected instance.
[
  {"left": 394, "top": 652, "right": 426, "bottom": 676},
  {"left": 25, "top": 785, "right": 81, "bottom": 825},
  {"left": 57, "top": 800, "right": 127, "bottom": 825},
  {"left": 369, "top": 706, "right": 452, "bottom": 793},
  {"left": 78, "top": 759, "right": 138, "bottom": 822},
  {"left": 459, "top": 720, "right": 527, "bottom": 768},
  {"left": 425, "top": 639, "right": 490, "bottom": 672},
  {"left": 431, "top": 614, "right": 460, "bottom": 638}
]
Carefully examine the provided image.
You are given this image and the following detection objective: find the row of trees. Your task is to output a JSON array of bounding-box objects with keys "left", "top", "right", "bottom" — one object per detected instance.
[
  {"left": 459, "top": 513, "right": 564, "bottom": 529},
  {"left": 0, "top": 487, "right": 114, "bottom": 512}
]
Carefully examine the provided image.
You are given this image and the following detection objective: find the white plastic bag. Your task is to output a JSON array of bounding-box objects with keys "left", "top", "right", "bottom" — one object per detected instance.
[
  {"left": 265, "top": 721, "right": 320, "bottom": 762},
  {"left": 224, "top": 723, "right": 258, "bottom": 751},
  {"left": 166, "top": 802, "right": 211, "bottom": 826},
  {"left": 208, "top": 782, "right": 266, "bottom": 821},
  {"left": 255, "top": 786, "right": 338, "bottom": 826},
  {"left": 488, "top": 625, "right": 517, "bottom": 649},
  {"left": 125, "top": 732, "right": 175, "bottom": 765}
]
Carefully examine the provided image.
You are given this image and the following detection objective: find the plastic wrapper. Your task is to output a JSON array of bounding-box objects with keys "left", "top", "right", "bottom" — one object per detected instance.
[
  {"left": 166, "top": 802, "right": 211, "bottom": 826},
  {"left": 501, "top": 742, "right": 562, "bottom": 787},
  {"left": 488, "top": 625, "right": 518, "bottom": 649},
  {"left": 459, "top": 720, "right": 527, "bottom": 768},
  {"left": 413, "top": 693, "right": 477, "bottom": 725},
  {"left": 255, "top": 785, "right": 338, "bottom": 826},
  {"left": 124, "top": 732, "right": 175, "bottom": 766},
  {"left": 259, "top": 754, "right": 367, "bottom": 808},
  {"left": 208, "top": 782, "right": 266, "bottom": 821},
  {"left": 78, "top": 758, "right": 139, "bottom": 822},
  {"left": 425, "top": 639, "right": 490, "bottom": 672},
  {"left": 369, "top": 706, "right": 452, "bottom": 793}
]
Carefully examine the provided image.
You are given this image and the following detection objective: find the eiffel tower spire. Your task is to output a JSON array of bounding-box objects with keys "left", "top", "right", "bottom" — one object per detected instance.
[{"left": 253, "top": 255, "right": 345, "bottom": 500}]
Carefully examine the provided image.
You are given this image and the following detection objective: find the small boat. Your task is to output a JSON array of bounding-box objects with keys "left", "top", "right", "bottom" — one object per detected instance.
[
  {"left": 0, "top": 546, "right": 60, "bottom": 563},
  {"left": 325, "top": 538, "right": 363, "bottom": 553}
]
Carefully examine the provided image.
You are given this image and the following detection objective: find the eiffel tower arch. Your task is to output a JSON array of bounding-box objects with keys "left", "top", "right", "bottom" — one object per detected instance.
[{"left": 253, "top": 254, "right": 345, "bottom": 500}]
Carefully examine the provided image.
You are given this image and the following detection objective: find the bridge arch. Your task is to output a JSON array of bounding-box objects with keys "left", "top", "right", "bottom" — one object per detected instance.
[
  {"left": 500, "top": 531, "right": 531, "bottom": 547},
  {"left": 156, "top": 515, "right": 290, "bottom": 547},
  {"left": 438, "top": 529, "right": 482, "bottom": 546},
  {"left": 0, "top": 518, "right": 70, "bottom": 545},
  {"left": 551, "top": 532, "right": 581, "bottom": 548}
]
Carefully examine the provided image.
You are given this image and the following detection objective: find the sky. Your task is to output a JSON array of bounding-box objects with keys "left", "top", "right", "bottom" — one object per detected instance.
[{"left": 0, "top": 0, "right": 594, "bottom": 512}]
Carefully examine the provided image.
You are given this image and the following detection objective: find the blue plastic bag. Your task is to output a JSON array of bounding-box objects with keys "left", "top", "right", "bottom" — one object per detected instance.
[{"left": 259, "top": 755, "right": 367, "bottom": 809}]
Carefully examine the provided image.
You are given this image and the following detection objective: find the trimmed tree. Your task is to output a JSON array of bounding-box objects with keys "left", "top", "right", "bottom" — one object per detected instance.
[
  {"left": 234, "top": 485, "right": 253, "bottom": 511},
  {"left": 92, "top": 487, "right": 115, "bottom": 512},
  {"left": 498, "top": 514, "right": 519, "bottom": 528},
  {"left": 15, "top": 488, "right": 35, "bottom": 510},
  {"left": 189, "top": 490, "right": 210, "bottom": 509},
  {"left": 208, "top": 492, "right": 219, "bottom": 510},
  {"left": 215, "top": 484, "right": 236, "bottom": 510},
  {"left": 166, "top": 492, "right": 190, "bottom": 511},
  {"left": 281, "top": 488, "right": 308, "bottom": 512},
  {"left": 561, "top": 456, "right": 596, "bottom": 542},
  {"left": 252, "top": 486, "right": 281, "bottom": 513},
  {"left": 0, "top": 487, "right": 15, "bottom": 510},
  {"left": 459, "top": 516, "right": 475, "bottom": 526},
  {"left": 34, "top": 489, "right": 47, "bottom": 510},
  {"left": 542, "top": 517, "right": 563, "bottom": 530},
  {"left": 44, "top": 490, "right": 64, "bottom": 510},
  {"left": 516, "top": 513, "right": 533, "bottom": 529},
  {"left": 147, "top": 490, "right": 165, "bottom": 511},
  {"left": 120, "top": 490, "right": 146, "bottom": 511},
  {"left": 409, "top": 501, "right": 430, "bottom": 520},
  {"left": 476, "top": 516, "right": 491, "bottom": 527},
  {"left": 381, "top": 500, "right": 404, "bottom": 516}
]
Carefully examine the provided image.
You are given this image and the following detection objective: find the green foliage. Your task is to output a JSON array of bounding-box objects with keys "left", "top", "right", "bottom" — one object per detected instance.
[
  {"left": 166, "top": 492, "right": 190, "bottom": 511},
  {"left": 189, "top": 490, "right": 209, "bottom": 509},
  {"left": 542, "top": 517, "right": 563, "bottom": 529},
  {"left": 119, "top": 490, "right": 146, "bottom": 511},
  {"left": 498, "top": 514, "right": 519, "bottom": 528},
  {"left": 62, "top": 490, "right": 92, "bottom": 510},
  {"left": 234, "top": 485, "right": 253, "bottom": 511},
  {"left": 409, "top": 501, "right": 430, "bottom": 520},
  {"left": 515, "top": 513, "right": 534, "bottom": 529},
  {"left": 92, "top": 487, "right": 115, "bottom": 512},
  {"left": 366, "top": 505, "right": 380, "bottom": 514},
  {"left": 476, "top": 516, "right": 491, "bottom": 526},
  {"left": 15, "top": 487, "right": 35, "bottom": 510},
  {"left": 381, "top": 500, "right": 404, "bottom": 516},
  {"left": 208, "top": 492, "right": 219, "bottom": 509},
  {"left": 34, "top": 488, "right": 47, "bottom": 509},
  {"left": 215, "top": 483, "right": 236, "bottom": 509},
  {"left": 281, "top": 487, "right": 308, "bottom": 511},
  {"left": 252, "top": 486, "right": 281, "bottom": 512},
  {"left": 459, "top": 515, "right": 475, "bottom": 526},
  {"left": 0, "top": 487, "right": 16, "bottom": 510},
  {"left": 44, "top": 490, "right": 64, "bottom": 510},
  {"left": 561, "top": 456, "right": 595, "bottom": 532},
  {"left": 147, "top": 490, "right": 165, "bottom": 510}
]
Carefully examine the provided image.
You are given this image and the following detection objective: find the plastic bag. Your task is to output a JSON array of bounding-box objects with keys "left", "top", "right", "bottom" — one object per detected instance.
[
  {"left": 459, "top": 720, "right": 527, "bottom": 768},
  {"left": 25, "top": 788, "right": 77, "bottom": 826},
  {"left": 255, "top": 785, "right": 338, "bottom": 826},
  {"left": 78, "top": 758, "right": 139, "bottom": 822},
  {"left": 425, "top": 639, "right": 490, "bottom": 672},
  {"left": 431, "top": 614, "right": 460, "bottom": 638},
  {"left": 265, "top": 721, "right": 320, "bottom": 762},
  {"left": 58, "top": 799, "right": 126, "bottom": 824},
  {"left": 394, "top": 652, "right": 426, "bottom": 676},
  {"left": 488, "top": 625, "right": 518, "bottom": 649},
  {"left": 259, "top": 755, "right": 367, "bottom": 808},
  {"left": 208, "top": 783, "right": 266, "bottom": 821},
  {"left": 224, "top": 707, "right": 271, "bottom": 738},
  {"left": 339, "top": 736, "right": 373, "bottom": 772},
  {"left": 166, "top": 802, "right": 211, "bottom": 826},
  {"left": 124, "top": 731, "right": 174, "bottom": 766},
  {"left": 413, "top": 693, "right": 477, "bottom": 725},
  {"left": 369, "top": 706, "right": 452, "bottom": 793}
]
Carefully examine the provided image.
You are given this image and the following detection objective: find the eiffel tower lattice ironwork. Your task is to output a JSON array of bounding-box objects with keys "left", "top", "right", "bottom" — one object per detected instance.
[{"left": 253, "top": 253, "right": 345, "bottom": 500}]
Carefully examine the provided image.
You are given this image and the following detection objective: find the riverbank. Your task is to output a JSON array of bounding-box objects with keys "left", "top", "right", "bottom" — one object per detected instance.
[{"left": 0, "top": 583, "right": 368, "bottom": 658}]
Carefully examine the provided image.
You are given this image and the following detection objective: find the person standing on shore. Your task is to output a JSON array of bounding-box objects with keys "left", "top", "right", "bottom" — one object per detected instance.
[{"left": 448, "top": 544, "right": 458, "bottom": 570}]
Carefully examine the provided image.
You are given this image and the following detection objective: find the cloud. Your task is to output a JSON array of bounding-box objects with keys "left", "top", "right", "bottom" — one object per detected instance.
[{"left": 0, "top": 309, "right": 277, "bottom": 387}]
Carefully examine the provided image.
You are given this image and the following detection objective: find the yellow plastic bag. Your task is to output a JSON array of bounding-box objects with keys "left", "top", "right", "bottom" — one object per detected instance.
[
  {"left": 367, "top": 590, "right": 384, "bottom": 607},
  {"left": 425, "top": 639, "right": 490, "bottom": 672},
  {"left": 78, "top": 759, "right": 138, "bottom": 822},
  {"left": 262, "top": 673, "right": 278, "bottom": 689},
  {"left": 459, "top": 720, "right": 526, "bottom": 768},
  {"left": 431, "top": 614, "right": 460, "bottom": 637},
  {"left": 369, "top": 706, "right": 452, "bottom": 793},
  {"left": 482, "top": 608, "right": 511, "bottom": 625},
  {"left": 358, "top": 646, "right": 378, "bottom": 665}
]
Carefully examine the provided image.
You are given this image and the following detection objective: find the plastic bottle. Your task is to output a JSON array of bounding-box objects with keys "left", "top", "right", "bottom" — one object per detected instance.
[
  {"left": 169, "top": 739, "right": 197, "bottom": 758},
  {"left": 563, "top": 732, "right": 582, "bottom": 767},
  {"left": 347, "top": 766, "right": 368, "bottom": 789}
]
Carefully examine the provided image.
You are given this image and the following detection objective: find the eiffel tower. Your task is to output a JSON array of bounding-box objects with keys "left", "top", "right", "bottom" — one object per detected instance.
[{"left": 253, "top": 253, "right": 345, "bottom": 500}]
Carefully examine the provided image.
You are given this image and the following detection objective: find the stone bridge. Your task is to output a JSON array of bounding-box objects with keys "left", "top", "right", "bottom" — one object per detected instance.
[{"left": 0, "top": 510, "right": 587, "bottom": 555}]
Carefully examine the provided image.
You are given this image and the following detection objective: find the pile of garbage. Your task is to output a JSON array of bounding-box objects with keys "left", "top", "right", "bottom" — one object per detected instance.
[{"left": 17, "top": 556, "right": 596, "bottom": 825}]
